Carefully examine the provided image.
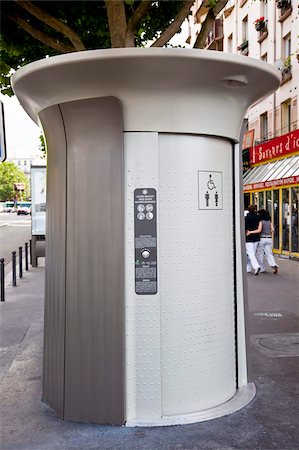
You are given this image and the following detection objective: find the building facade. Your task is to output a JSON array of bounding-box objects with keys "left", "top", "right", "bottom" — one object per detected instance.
[{"left": 187, "top": 0, "right": 299, "bottom": 258}]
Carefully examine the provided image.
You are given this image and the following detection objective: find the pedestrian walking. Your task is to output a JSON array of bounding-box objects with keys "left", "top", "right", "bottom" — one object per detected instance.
[
  {"left": 245, "top": 204, "right": 262, "bottom": 275},
  {"left": 256, "top": 209, "right": 279, "bottom": 274}
]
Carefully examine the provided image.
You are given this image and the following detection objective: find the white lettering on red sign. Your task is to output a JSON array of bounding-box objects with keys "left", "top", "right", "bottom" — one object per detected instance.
[{"left": 250, "top": 130, "right": 299, "bottom": 164}]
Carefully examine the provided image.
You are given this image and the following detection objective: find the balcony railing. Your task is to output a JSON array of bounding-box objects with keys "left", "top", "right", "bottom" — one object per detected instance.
[
  {"left": 237, "top": 40, "right": 249, "bottom": 55},
  {"left": 253, "top": 121, "right": 299, "bottom": 146}
]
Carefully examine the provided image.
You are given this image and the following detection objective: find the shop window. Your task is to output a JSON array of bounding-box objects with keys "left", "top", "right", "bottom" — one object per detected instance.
[
  {"left": 273, "top": 190, "right": 280, "bottom": 249},
  {"left": 244, "top": 193, "right": 250, "bottom": 210},
  {"left": 252, "top": 192, "right": 258, "bottom": 207},
  {"left": 282, "top": 188, "right": 290, "bottom": 251},
  {"left": 266, "top": 190, "right": 272, "bottom": 215},
  {"left": 281, "top": 99, "right": 291, "bottom": 135},
  {"left": 291, "top": 187, "right": 298, "bottom": 253},
  {"left": 258, "top": 192, "right": 264, "bottom": 210}
]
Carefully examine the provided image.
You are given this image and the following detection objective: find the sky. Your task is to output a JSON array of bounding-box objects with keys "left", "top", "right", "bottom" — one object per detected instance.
[{"left": 0, "top": 93, "right": 41, "bottom": 160}]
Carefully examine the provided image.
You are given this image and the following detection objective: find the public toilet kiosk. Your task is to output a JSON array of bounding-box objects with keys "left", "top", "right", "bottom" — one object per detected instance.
[{"left": 12, "top": 49, "right": 280, "bottom": 426}]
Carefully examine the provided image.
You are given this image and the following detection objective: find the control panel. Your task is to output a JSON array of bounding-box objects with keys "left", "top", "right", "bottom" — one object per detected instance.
[{"left": 134, "top": 188, "right": 157, "bottom": 295}]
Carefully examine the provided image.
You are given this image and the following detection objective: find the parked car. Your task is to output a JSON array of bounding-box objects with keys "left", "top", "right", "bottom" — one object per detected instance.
[{"left": 17, "top": 205, "right": 31, "bottom": 215}]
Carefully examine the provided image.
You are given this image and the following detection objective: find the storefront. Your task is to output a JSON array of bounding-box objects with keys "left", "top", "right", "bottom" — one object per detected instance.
[{"left": 243, "top": 129, "right": 299, "bottom": 259}]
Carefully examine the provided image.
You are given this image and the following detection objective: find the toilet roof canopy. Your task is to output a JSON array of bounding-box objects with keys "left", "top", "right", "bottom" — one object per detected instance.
[{"left": 12, "top": 48, "right": 281, "bottom": 141}]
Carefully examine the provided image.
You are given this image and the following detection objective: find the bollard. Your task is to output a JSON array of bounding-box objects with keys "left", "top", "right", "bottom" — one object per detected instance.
[
  {"left": 25, "top": 242, "right": 29, "bottom": 271},
  {"left": 0, "top": 258, "right": 4, "bottom": 302},
  {"left": 12, "top": 251, "right": 17, "bottom": 286},
  {"left": 29, "top": 239, "right": 32, "bottom": 266},
  {"left": 19, "top": 246, "right": 23, "bottom": 279}
]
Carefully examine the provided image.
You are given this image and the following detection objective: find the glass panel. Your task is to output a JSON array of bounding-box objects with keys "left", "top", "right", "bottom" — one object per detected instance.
[
  {"left": 266, "top": 190, "right": 272, "bottom": 215},
  {"left": 252, "top": 192, "right": 258, "bottom": 207},
  {"left": 273, "top": 189, "right": 279, "bottom": 249},
  {"left": 273, "top": 156, "right": 296, "bottom": 180},
  {"left": 258, "top": 191, "right": 264, "bottom": 209},
  {"left": 291, "top": 187, "right": 299, "bottom": 253},
  {"left": 244, "top": 193, "right": 250, "bottom": 210},
  {"left": 256, "top": 163, "right": 274, "bottom": 182},
  {"left": 262, "top": 161, "right": 280, "bottom": 181},
  {"left": 282, "top": 188, "right": 290, "bottom": 251},
  {"left": 269, "top": 158, "right": 291, "bottom": 181},
  {"left": 284, "top": 156, "right": 299, "bottom": 178},
  {"left": 243, "top": 166, "right": 260, "bottom": 184}
]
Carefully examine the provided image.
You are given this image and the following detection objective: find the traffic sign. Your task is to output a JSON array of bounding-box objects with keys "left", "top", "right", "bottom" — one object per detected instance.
[{"left": 0, "top": 101, "right": 6, "bottom": 162}]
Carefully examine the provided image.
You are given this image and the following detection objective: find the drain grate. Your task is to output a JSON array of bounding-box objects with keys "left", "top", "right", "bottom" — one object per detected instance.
[{"left": 251, "top": 333, "right": 299, "bottom": 357}]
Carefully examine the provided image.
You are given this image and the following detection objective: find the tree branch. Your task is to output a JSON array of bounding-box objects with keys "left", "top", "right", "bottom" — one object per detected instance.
[
  {"left": 105, "top": 0, "right": 127, "bottom": 48},
  {"left": 125, "top": 0, "right": 152, "bottom": 47},
  {"left": 193, "top": 0, "right": 229, "bottom": 49},
  {"left": 13, "top": 0, "right": 86, "bottom": 51},
  {"left": 8, "top": 13, "right": 74, "bottom": 53},
  {"left": 150, "top": 0, "right": 194, "bottom": 48}
]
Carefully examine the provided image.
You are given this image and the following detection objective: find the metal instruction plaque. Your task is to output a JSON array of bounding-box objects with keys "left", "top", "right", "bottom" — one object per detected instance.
[{"left": 134, "top": 188, "right": 157, "bottom": 295}]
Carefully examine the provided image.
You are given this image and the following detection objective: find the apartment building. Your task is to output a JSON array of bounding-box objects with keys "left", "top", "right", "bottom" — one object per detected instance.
[{"left": 188, "top": 0, "right": 299, "bottom": 258}]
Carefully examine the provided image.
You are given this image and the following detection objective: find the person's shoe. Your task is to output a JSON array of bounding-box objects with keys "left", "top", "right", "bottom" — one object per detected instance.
[
  {"left": 273, "top": 266, "right": 278, "bottom": 274},
  {"left": 254, "top": 267, "right": 260, "bottom": 276}
]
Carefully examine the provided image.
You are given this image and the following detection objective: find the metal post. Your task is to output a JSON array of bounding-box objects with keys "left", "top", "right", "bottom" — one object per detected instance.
[
  {"left": 19, "top": 246, "right": 23, "bottom": 279},
  {"left": 25, "top": 242, "right": 29, "bottom": 271},
  {"left": 0, "top": 258, "right": 5, "bottom": 302},
  {"left": 12, "top": 251, "right": 17, "bottom": 286},
  {"left": 29, "top": 239, "right": 32, "bottom": 266}
]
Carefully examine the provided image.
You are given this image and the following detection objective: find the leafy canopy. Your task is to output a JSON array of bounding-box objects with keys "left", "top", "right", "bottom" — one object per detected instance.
[
  {"left": 1, "top": 1, "right": 229, "bottom": 95},
  {"left": 0, "top": 161, "right": 30, "bottom": 201}
]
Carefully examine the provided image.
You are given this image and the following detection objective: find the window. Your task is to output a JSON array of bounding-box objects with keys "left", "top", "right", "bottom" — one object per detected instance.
[
  {"left": 291, "top": 187, "right": 299, "bottom": 253},
  {"left": 282, "top": 188, "right": 290, "bottom": 251},
  {"left": 258, "top": 192, "right": 264, "bottom": 209},
  {"left": 260, "top": 112, "right": 268, "bottom": 141},
  {"left": 266, "top": 190, "right": 272, "bottom": 215},
  {"left": 228, "top": 33, "right": 233, "bottom": 53},
  {"left": 273, "top": 190, "right": 280, "bottom": 249},
  {"left": 281, "top": 99, "right": 291, "bottom": 134},
  {"left": 242, "top": 16, "right": 248, "bottom": 42},
  {"left": 261, "top": 0, "right": 268, "bottom": 21},
  {"left": 283, "top": 33, "right": 291, "bottom": 59}
]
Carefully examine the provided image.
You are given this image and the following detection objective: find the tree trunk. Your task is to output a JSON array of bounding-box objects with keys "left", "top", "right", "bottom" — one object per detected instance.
[{"left": 105, "top": 1, "right": 127, "bottom": 48}]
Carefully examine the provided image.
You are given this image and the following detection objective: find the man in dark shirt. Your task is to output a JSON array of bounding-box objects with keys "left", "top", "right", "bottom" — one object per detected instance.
[{"left": 245, "top": 204, "right": 262, "bottom": 275}]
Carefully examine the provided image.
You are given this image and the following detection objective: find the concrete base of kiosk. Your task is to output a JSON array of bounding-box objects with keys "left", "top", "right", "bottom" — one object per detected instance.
[{"left": 12, "top": 49, "right": 280, "bottom": 426}]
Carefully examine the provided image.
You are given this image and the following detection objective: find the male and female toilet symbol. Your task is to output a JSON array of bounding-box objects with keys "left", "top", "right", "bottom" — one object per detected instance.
[
  {"left": 205, "top": 174, "right": 218, "bottom": 207},
  {"left": 198, "top": 170, "right": 223, "bottom": 210}
]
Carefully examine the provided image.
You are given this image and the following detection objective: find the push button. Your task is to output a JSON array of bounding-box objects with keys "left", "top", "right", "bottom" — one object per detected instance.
[{"left": 141, "top": 250, "right": 150, "bottom": 259}]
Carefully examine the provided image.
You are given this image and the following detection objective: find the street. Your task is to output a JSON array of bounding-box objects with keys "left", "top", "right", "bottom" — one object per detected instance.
[{"left": 0, "top": 213, "right": 31, "bottom": 265}]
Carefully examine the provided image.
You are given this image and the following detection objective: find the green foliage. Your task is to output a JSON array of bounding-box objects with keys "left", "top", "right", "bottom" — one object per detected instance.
[
  {"left": 38, "top": 134, "right": 46, "bottom": 160},
  {"left": 0, "top": 1, "right": 184, "bottom": 95},
  {"left": 0, "top": 161, "right": 29, "bottom": 201}
]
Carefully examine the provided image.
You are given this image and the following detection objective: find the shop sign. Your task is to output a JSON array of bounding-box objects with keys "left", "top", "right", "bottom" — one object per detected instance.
[
  {"left": 242, "top": 130, "right": 255, "bottom": 150},
  {"left": 249, "top": 129, "right": 299, "bottom": 165},
  {"left": 244, "top": 175, "right": 299, "bottom": 191}
]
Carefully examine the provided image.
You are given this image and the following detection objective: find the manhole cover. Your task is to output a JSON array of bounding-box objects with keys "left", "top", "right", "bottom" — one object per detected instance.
[{"left": 251, "top": 333, "right": 299, "bottom": 357}]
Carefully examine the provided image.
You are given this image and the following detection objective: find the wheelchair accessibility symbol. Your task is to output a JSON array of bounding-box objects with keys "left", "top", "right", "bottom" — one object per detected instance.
[
  {"left": 198, "top": 170, "right": 223, "bottom": 210},
  {"left": 207, "top": 174, "right": 217, "bottom": 191}
]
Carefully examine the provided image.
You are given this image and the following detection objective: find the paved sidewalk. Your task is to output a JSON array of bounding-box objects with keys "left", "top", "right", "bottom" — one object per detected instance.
[{"left": 0, "top": 258, "right": 298, "bottom": 450}]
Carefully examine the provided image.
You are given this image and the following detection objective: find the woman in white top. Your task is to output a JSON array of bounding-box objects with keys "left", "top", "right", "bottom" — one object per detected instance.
[{"left": 256, "top": 209, "right": 278, "bottom": 274}]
